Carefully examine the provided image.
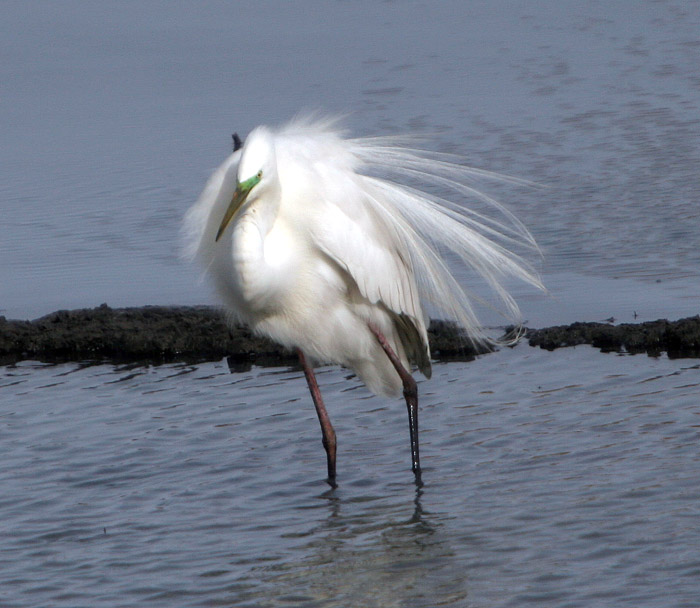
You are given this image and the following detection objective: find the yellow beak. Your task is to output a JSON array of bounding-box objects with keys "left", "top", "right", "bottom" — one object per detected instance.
[
  {"left": 215, "top": 174, "right": 260, "bottom": 242},
  {"left": 215, "top": 185, "right": 247, "bottom": 242}
]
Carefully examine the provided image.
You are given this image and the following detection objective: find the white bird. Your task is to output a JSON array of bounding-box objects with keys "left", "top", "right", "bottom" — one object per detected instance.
[{"left": 184, "top": 116, "right": 542, "bottom": 486}]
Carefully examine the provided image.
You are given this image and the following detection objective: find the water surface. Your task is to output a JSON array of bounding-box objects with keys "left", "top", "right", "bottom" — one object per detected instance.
[
  {"left": 2, "top": 346, "right": 699, "bottom": 606},
  {"left": 1, "top": 1, "right": 698, "bottom": 324},
  {"left": 1, "top": 2, "right": 699, "bottom": 606}
]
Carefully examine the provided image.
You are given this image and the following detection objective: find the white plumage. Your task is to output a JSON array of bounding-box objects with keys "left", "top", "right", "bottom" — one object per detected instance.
[{"left": 184, "top": 116, "right": 542, "bottom": 482}]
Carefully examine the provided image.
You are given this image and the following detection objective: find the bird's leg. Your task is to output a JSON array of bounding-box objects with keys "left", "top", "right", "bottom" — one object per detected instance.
[
  {"left": 297, "top": 349, "right": 337, "bottom": 487},
  {"left": 367, "top": 322, "right": 421, "bottom": 478}
]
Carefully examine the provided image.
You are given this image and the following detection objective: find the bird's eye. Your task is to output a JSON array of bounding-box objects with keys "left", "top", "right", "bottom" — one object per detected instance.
[{"left": 257, "top": 170, "right": 263, "bottom": 179}]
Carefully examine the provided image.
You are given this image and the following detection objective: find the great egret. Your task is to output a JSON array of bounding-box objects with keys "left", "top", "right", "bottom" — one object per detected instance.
[{"left": 184, "top": 116, "right": 542, "bottom": 486}]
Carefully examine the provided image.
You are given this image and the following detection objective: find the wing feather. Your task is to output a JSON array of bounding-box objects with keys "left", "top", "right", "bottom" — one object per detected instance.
[
  {"left": 272, "top": 116, "right": 542, "bottom": 349},
  {"left": 306, "top": 180, "right": 431, "bottom": 371}
]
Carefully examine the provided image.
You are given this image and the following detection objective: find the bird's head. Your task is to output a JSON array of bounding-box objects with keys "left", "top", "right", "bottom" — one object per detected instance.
[{"left": 216, "top": 127, "right": 277, "bottom": 242}]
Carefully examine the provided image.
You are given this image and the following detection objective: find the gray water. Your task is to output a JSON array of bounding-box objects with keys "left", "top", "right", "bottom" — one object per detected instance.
[
  {"left": 2, "top": 1, "right": 700, "bottom": 606},
  {"left": 3, "top": 348, "right": 700, "bottom": 607}
]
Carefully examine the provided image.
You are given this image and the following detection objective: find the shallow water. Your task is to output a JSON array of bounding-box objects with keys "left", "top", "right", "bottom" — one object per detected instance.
[
  {"left": 2, "top": 346, "right": 699, "bottom": 607},
  {"left": 2, "top": 2, "right": 700, "bottom": 606}
]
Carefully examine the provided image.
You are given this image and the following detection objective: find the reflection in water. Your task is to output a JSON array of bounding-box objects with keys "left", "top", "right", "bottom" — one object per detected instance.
[{"left": 262, "top": 486, "right": 467, "bottom": 607}]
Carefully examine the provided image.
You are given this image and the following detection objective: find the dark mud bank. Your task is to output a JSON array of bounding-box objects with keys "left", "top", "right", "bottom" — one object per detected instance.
[
  {"left": 1, "top": 304, "right": 699, "bottom": 365},
  {"left": 525, "top": 317, "right": 700, "bottom": 358},
  {"left": 0, "top": 305, "right": 489, "bottom": 365}
]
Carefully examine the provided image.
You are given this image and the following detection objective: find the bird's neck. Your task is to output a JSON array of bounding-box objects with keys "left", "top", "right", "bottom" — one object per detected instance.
[
  {"left": 227, "top": 192, "right": 296, "bottom": 319},
  {"left": 230, "top": 182, "right": 282, "bottom": 271},
  {"left": 247, "top": 183, "right": 281, "bottom": 238}
]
